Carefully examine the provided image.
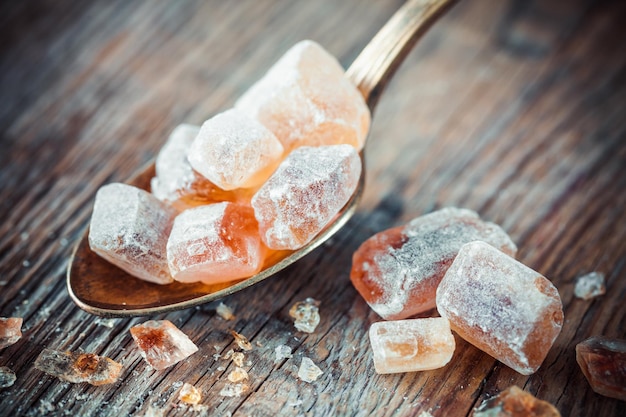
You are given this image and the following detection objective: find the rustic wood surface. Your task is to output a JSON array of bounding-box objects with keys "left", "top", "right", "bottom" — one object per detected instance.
[{"left": 1, "top": 0, "right": 624, "bottom": 416}]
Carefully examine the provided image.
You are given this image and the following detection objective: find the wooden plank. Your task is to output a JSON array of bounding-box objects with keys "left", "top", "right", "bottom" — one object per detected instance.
[{"left": 1, "top": 0, "right": 625, "bottom": 416}]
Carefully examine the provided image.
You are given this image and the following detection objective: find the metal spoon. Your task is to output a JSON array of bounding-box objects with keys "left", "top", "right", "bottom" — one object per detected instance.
[{"left": 67, "top": 0, "right": 458, "bottom": 317}]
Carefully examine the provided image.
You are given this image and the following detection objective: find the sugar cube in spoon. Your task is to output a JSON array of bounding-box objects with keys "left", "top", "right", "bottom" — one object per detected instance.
[
  {"left": 251, "top": 144, "right": 361, "bottom": 250},
  {"left": 167, "top": 202, "right": 265, "bottom": 285},
  {"left": 150, "top": 124, "right": 246, "bottom": 210},
  {"left": 236, "top": 40, "right": 370, "bottom": 152},
  {"left": 89, "top": 183, "right": 176, "bottom": 284},
  {"left": 188, "top": 108, "right": 284, "bottom": 191}
]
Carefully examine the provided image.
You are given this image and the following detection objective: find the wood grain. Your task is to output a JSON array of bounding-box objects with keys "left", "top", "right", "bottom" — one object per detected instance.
[{"left": 1, "top": 0, "right": 625, "bottom": 416}]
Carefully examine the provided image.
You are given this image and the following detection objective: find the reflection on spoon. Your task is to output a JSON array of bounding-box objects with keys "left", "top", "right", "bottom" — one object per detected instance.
[{"left": 67, "top": 0, "right": 458, "bottom": 317}]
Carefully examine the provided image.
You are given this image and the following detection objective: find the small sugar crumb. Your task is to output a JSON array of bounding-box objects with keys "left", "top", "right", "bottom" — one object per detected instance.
[
  {"left": 223, "top": 349, "right": 234, "bottom": 360},
  {"left": 255, "top": 341, "right": 263, "bottom": 347},
  {"left": 232, "top": 352, "right": 245, "bottom": 367},
  {"left": 298, "top": 357, "right": 323, "bottom": 383},
  {"left": 34, "top": 349, "right": 122, "bottom": 385},
  {"left": 227, "top": 367, "right": 249, "bottom": 383},
  {"left": 216, "top": 302, "right": 235, "bottom": 321},
  {"left": 178, "top": 382, "right": 202, "bottom": 405},
  {"left": 574, "top": 272, "right": 606, "bottom": 300},
  {"left": 0, "top": 366, "right": 16, "bottom": 388},
  {"left": 289, "top": 298, "right": 320, "bottom": 333},
  {"left": 274, "top": 345, "right": 293, "bottom": 363},
  {"left": 230, "top": 330, "right": 252, "bottom": 351},
  {"left": 95, "top": 318, "right": 118, "bottom": 328},
  {"left": 417, "top": 411, "right": 434, "bottom": 417},
  {"left": 0, "top": 317, "right": 23, "bottom": 349},
  {"left": 219, "top": 383, "right": 249, "bottom": 397},
  {"left": 130, "top": 320, "right": 198, "bottom": 370}
]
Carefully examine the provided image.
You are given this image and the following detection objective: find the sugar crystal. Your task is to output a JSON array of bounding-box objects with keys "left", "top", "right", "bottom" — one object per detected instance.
[
  {"left": 576, "top": 336, "right": 626, "bottom": 401},
  {"left": 473, "top": 385, "right": 561, "bottom": 417},
  {"left": 351, "top": 208, "right": 517, "bottom": 320},
  {"left": 274, "top": 345, "right": 293, "bottom": 363},
  {"left": 574, "top": 272, "right": 606, "bottom": 300},
  {"left": 167, "top": 202, "right": 265, "bottom": 285},
  {"left": 0, "top": 317, "right": 23, "bottom": 349},
  {"left": 150, "top": 124, "right": 236, "bottom": 210},
  {"left": 298, "top": 357, "right": 323, "bottom": 383},
  {"left": 89, "top": 183, "right": 176, "bottom": 284},
  {"left": 437, "top": 241, "right": 563, "bottom": 375},
  {"left": 178, "top": 382, "right": 202, "bottom": 405},
  {"left": 188, "top": 109, "right": 284, "bottom": 190},
  {"left": 130, "top": 320, "right": 198, "bottom": 370},
  {"left": 230, "top": 330, "right": 253, "bottom": 351},
  {"left": 0, "top": 366, "right": 16, "bottom": 388},
  {"left": 289, "top": 298, "right": 320, "bottom": 333},
  {"left": 369, "top": 317, "right": 455, "bottom": 374},
  {"left": 236, "top": 40, "right": 370, "bottom": 152},
  {"left": 34, "top": 349, "right": 122, "bottom": 385},
  {"left": 252, "top": 144, "right": 361, "bottom": 250},
  {"left": 231, "top": 352, "right": 245, "bottom": 367},
  {"left": 227, "top": 367, "right": 249, "bottom": 382},
  {"left": 216, "top": 302, "right": 235, "bottom": 321}
]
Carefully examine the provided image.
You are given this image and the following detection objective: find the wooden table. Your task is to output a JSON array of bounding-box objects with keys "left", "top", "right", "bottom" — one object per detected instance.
[{"left": 1, "top": 0, "right": 624, "bottom": 415}]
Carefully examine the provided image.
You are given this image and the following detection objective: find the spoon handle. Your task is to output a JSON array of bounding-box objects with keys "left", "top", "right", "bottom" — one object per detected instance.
[{"left": 347, "top": 0, "right": 458, "bottom": 112}]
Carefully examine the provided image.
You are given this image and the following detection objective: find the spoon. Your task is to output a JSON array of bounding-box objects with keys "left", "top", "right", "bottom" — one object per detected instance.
[{"left": 67, "top": 0, "right": 458, "bottom": 317}]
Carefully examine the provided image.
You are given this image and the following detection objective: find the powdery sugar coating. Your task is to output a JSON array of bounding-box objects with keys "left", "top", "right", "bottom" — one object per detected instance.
[
  {"left": 166, "top": 202, "right": 265, "bottom": 285},
  {"left": 351, "top": 208, "right": 517, "bottom": 320},
  {"left": 235, "top": 40, "right": 370, "bottom": 152},
  {"left": 252, "top": 144, "right": 361, "bottom": 250},
  {"left": 188, "top": 109, "right": 284, "bottom": 191},
  {"left": 89, "top": 183, "right": 176, "bottom": 284},
  {"left": 130, "top": 320, "right": 198, "bottom": 370},
  {"left": 436, "top": 241, "right": 563, "bottom": 375},
  {"left": 369, "top": 318, "right": 455, "bottom": 374},
  {"left": 34, "top": 349, "right": 122, "bottom": 386},
  {"left": 0, "top": 317, "right": 23, "bottom": 349},
  {"left": 151, "top": 124, "right": 247, "bottom": 210},
  {"left": 576, "top": 336, "right": 626, "bottom": 401}
]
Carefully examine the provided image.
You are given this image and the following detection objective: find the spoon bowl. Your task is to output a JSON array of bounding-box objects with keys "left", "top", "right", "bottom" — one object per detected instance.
[{"left": 67, "top": 0, "right": 457, "bottom": 317}]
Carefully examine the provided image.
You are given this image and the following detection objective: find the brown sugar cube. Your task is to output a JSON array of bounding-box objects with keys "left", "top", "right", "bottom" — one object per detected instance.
[
  {"left": 576, "top": 336, "right": 626, "bottom": 401},
  {"left": 436, "top": 241, "right": 563, "bottom": 375},
  {"left": 351, "top": 208, "right": 517, "bottom": 320}
]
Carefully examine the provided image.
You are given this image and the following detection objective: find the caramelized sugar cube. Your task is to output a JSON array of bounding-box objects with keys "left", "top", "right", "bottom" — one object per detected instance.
[
  {"left": 252, "top": 144, "right": 361, "bottom": 250},
  {"left": 473, "top": 385, "right": 561, "bottom": 417},
  {"left": 351, "top": 208, "right": 517, "bottom": 320},
  {"left": 0, "top": 317, "right": 23, "bottom": 349},
  {"left": 576, "top": 336, "right": 626, "bottom": 401},
  {"left": 188, "top": 109, "right": 284, "bottom": 191},
  {"left": 34, "top": 349, "right": 122, "bottom": 385},
  {"left": 437, "top": 241, "right": 563, "bottom": 375},
  {"left": 167, "top": 202, "right": 265, "bottom": 285},
  {"left": 89, "top": 183, "right": 176, "bottom": 284},
  {"left": 236, "top": 40, "right": 370, "bottom": 152},
  {"left": 130, "top": 320, "right": 198, "bottom": 370},
  {"left": 178, "top": 382, "right": 202, "bottom": 405},
  {"left": 151, "top": 124, "right": 245, "bottom": 210},
  {"left": 289, "top": 298, "right": 320, "bottom": 333},
  {"left": 369, "top": 318, "right": 455, "bottom": 374}
]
